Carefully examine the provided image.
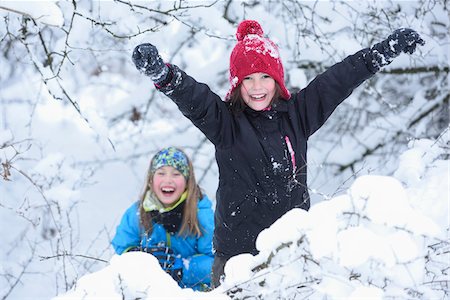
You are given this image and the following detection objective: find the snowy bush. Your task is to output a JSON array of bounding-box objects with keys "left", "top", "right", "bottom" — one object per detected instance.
[
  {"left": 220, "top": 136, "right": 449, "bottom": 300},
  {"left": 52, "top": 134, "right": 449, "bottom": 299}
]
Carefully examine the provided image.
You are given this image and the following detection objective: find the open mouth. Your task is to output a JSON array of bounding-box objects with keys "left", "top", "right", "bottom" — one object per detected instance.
[
  {"left": 161, "top": 187, "right": 176, "bottom": 196},
  {"left": 250, "top": 94, "right": 267, "bottom": 101}
]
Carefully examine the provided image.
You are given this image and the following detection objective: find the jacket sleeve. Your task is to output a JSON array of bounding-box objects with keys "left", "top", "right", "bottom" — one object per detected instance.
[
  {"left": 157, "top": 65, "right": 233, "bottom": 147},
  {"left": 181, "top": 197, "right": 215, "bottom": 287},
  {"left": 295, "top": 48, "right": 375, "bottom": 138},
  {"left": 111, "top": 202, "right": 142, "bottom": 255}
]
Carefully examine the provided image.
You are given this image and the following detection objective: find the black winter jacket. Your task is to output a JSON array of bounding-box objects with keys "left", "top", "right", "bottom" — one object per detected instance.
[{"left": 157, "top": 49, "right": 375, "bottom": 258}]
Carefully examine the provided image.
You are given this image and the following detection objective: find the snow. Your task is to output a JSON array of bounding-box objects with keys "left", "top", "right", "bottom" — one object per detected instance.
[
  {"left": 244, "top": 35, "right": 280, "bottom": 59},
  {"left": 0, "top": 0, "right": 64, "bottom": 27},
  {"left": 52, "top": 135, "right": 448, "bottom": 299},
  {"left": 0, "top": 0, "right": 448, "bottom": 299},
  {"left": 0, "top": 129, "right": 13, "bottom": 145},
  {"left": 53, "top": 252, "right": 229, "bottom": 300}
]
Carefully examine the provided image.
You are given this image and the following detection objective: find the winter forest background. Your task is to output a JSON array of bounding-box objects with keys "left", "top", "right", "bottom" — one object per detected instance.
[{"left": 0, "top": 0, "right": 448, "bottom": 299}]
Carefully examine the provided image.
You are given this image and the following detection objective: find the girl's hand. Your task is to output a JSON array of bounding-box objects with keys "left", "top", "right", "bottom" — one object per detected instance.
[
  {"left": 132, "top": 43, "right": 169, "bottom": 84},
  {"left": 369, "top": 28, "right": 425, "bottom": 71}
]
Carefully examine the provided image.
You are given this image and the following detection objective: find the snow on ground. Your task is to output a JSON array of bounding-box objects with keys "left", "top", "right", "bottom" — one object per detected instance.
[{"left": 53, "top": 134, "right": 449, "bottom": 299}]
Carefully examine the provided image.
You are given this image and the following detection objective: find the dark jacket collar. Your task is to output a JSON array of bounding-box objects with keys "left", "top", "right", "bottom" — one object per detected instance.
[{"left": 244, "top": 98, "right": 289, "bottom": 118}]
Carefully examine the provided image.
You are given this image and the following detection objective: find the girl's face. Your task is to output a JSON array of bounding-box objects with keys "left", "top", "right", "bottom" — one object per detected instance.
[
  {"left": 151, "top": 166, "right": 187, "bottom": 208},
  {"left": 240, "top": 72, "right": 276, "bottom": 111}
]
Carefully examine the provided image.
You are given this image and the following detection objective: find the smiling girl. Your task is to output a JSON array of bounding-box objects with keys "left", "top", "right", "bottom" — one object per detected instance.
[
  {"left": 131, "top": 20, "right": 424, "bottom": 286},
  {"left": 111, "top": 147, "right": 214, "bottom": 290}
]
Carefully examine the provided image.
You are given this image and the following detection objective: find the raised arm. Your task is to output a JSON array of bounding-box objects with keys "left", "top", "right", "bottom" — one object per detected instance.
[
  {"left": 132, "top": 44, "right": 233, "bottom": 147},
  {"left": 295, "top": 28, "right": 425, "bottom": 138}
]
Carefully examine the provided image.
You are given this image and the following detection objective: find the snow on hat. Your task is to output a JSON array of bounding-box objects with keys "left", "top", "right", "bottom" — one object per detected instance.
[
  {"left": 150, "top": 147, "right": 189, "bottom": 179},
  {"left": 227, "top": 20, "right": 290, "bottom": 100}
]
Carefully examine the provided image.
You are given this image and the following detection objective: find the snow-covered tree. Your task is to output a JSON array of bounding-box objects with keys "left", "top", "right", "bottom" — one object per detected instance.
[{"left": 0, "top": 1, "right": 448, "bottom": 299}]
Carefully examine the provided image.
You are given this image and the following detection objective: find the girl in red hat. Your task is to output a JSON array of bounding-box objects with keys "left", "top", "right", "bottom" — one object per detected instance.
[{"left": 131, "top": 20, "right": 424, "bottom": 287}]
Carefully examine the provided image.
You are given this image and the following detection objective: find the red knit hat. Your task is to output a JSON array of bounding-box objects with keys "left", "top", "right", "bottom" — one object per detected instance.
[{"left": 227, "top": 20, "right": 290, "bottom": 100}]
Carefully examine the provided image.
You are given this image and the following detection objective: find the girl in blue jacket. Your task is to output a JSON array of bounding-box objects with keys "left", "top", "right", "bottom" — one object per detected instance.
[
  {"left": 112, "top": 147, "right": 214, "bottom": 290},
  {"left": 130, "top": 20, "right": 425, "bottom": 287}
]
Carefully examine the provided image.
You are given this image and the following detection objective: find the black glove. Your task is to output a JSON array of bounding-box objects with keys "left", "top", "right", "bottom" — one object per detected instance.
[
  {"left": 370, "top": 28, "right": 425, "bottom": 71},
  {"left": 132, "top": 43, "right": 170, "bottom": 84},
  {"left": 128, "top": 246, "right": 183, "bottom": 282}
]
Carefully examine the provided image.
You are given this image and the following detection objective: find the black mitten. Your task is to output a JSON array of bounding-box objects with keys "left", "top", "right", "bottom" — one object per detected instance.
[
  {"left": 132, "top": 43, "right": 169, "bottom": 84},
  {"left": 369, "top": 28, "right": 425, "bottom": 71}
]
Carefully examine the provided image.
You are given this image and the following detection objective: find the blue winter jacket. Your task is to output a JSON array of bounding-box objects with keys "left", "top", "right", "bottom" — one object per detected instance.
[{"left": 111, "top": 195, "right": 214, "bottom": 289}]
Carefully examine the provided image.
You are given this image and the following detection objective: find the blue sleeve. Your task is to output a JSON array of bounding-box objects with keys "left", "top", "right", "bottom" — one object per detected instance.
[
  {"left": 181, "top": 196, "right": 215, "bottom": 287},
  {"left": 196, "top": 198, "right": 215, "bottom": 256},
  {"left": 111, "top": 202, "right": 142, "bottom": 254},
  {"left": 182, "top": 255, "right": 214, "bottom": 288}
]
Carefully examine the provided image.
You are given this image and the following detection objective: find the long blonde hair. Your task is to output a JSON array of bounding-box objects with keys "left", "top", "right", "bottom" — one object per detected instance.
[{"left": 139, "top": 148, "right": 203, "bottom": 237}]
